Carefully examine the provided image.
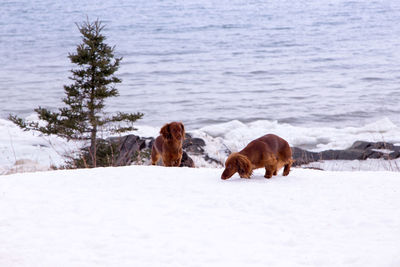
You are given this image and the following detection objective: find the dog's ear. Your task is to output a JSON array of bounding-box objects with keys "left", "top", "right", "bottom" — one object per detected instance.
[
  {"left": 236, "top": 155, "right": 252, "bottom": 178},
  {"left": 179, "top": 122, "right": 185, "bottom": 140},
  {"left": 160, "top": 123, "right": 172, "bottom": 139}
]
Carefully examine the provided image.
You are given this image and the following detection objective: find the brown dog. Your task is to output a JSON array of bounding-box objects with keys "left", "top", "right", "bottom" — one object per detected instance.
[
  {"left": 151, "top": 122, "right": 185, "bottom": 167},
  {"left": 221, "top": 134, "right": 293, "bottom": 180}
]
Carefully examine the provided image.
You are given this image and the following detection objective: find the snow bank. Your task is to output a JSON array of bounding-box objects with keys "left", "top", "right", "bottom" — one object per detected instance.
[
  {"left": 302, "top": 158, "right": 400, "bottom": 172},
  {"left": 1, "top": 166, "right": 399, "bottom": 267},
  {"left": 195, "top": 117, "right": 400, "bottom": 152},
  {"left": 0, "top": 118, "right": 80, "bottom": 172}
]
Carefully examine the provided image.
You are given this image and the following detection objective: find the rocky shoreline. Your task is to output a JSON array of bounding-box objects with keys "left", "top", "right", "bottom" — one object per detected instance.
[
  {"left": 107, "top": 134, "right": 400, "bottom": 168},
  {"left": 292, "top": 141, "right": 400, "bottom": 166}
]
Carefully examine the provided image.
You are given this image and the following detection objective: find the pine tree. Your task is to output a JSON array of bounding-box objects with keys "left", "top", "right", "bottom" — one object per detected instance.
[{"left": 9, "top": 19, "right": 143, "bottom": 167}]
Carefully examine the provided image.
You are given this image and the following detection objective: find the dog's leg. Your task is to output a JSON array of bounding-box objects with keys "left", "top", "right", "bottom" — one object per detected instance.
[
  {"left": 283, "top": 160, "right": 292, "bottom": 176},
  {"left": 264, "top": 165, "right": 274, "bottom": 178},
  {"left": 162, "top": 155, "right": 173, "bottom": 167},
  {"left": 264, "top": 155, "right": 278, "bottom": 178},
  {"left": 151, "top": 147, "right": 160, "bottom": 165},
  {"left": 273, "top": 160, "right": 285, "bottom": 176},
  {"left": 175, "top": 157, "right": 182, "bottom": 167}
]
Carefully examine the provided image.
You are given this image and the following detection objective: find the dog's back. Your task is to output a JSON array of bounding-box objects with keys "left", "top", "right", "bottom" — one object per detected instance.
[
  {"left": 240, "top": 140, "right": 272, "bottom": 168},
  {"left": 255, "top": 134, "right": 291, "bottom": 161}
]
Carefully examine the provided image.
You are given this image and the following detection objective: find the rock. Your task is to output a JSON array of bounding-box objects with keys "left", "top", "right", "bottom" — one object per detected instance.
[
  {"left": 183, "top": 133, "right": 206, "bottom": 155},
  {"left": 349, "top": 141, "right": 373, "bottom": 150},
  {"left": 320, "top": 149, "right": 366, "bottom": 160},
  {"left": 204, "top": 154, "right": 223, "bottom": 165},
  {"left": 290, "top": 147, "right": 320, "bottom": 166},
  {"left": 107, "top": 135, "right": 147, "bottom": 166},
  {"left": 180, "top": 151, "right": 195, "bottom": 168},
  {"left": 390, "top": 151, "right": 400, "bottom": 159},
  {"left": 292, "top": 141, "right": 400, "bottom": 166},
  {"left": 350, "top": 141, "right": 395, "bottom": 150}
]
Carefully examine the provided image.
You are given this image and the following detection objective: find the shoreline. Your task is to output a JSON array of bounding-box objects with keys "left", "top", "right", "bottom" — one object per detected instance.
[{"left": 1, "top": 117, "right": 400, "bottom": 174}]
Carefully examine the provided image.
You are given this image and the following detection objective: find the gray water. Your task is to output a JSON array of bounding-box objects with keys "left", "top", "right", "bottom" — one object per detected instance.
[{"left": 1, "top": 0, "right": 400, "bottom": 128}]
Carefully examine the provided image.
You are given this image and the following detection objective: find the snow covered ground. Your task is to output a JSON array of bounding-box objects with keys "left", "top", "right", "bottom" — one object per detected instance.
[
  {"left": 301, "top": 159, "right": 400, "bottom": 172},
  {"left": 1, "top": 166, "right": 399, "bottom": 267}
]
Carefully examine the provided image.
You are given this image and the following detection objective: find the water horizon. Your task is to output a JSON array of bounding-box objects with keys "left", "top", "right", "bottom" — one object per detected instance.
[{"left": 1, "top": 0, "right": 400, "bottom": 129}]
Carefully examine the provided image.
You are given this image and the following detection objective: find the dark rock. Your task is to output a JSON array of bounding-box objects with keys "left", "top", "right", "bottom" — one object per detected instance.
[
  {"left": 350, "top": 141, "right": 395, "bottom": 151},
  {"left": 204, "top": 155, "right": 223, "bottom": 166},
  {"left": 349, "top": 141, "right": 373, "bottom": 150},
  {"left": 390, "top": 151, "right": 400, "bottom": 158},
  {"left": 320, "top": 149, "right": 365, "bottom": 160},
  {"left": 107, "top": 135, "right": 146, "bottom": 166},
  {"left": 180, "top": 151, "right": 195, "bottom": 168},
  {"left": 292, "top": 141, "right": 400, "bottom": 166},
  {"left": 183, "top": 133, "right": 206, "bottom": 155},
  {"left": 291, "top": 147, "right": 320, "bottom": 166}
]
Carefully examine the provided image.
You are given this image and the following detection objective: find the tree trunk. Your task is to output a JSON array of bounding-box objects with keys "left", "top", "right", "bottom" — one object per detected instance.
[
  {"left": 89, "top": 69, "right": 97, "bottom": 167},
  {"left": 90, "top": 126, "right": 97, "bottom": 168}
]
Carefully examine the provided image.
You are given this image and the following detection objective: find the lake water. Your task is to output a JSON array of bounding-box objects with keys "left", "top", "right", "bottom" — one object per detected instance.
[{"left": 1, "top": 0, "right": 400, "bottom": 129}]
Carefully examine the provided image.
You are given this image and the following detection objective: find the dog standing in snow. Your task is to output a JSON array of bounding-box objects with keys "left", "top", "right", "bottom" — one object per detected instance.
[
  {"left": 221, "top": 134, "right": 293, "bottom": 180},
  {"left": 151, "top": 122, "right": 185, "bottom": 167}
]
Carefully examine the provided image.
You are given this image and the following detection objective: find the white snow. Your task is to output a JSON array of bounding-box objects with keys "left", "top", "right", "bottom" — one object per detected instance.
[
  {"left": 0, "top": 118, "right": 80, "bottom": 172},
  {"left": 195, "top": 117, "right": 400, "bottom": 153},
  {"left": 1, "top": 166, "right": 399, "bottom": 267},
  {"left": 302, "top": 159, "right": 400, "bottom": 172}
]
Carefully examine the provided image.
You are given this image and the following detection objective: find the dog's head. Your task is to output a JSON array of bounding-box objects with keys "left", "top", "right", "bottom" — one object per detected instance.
[
  {"left": 160, "top": 122, "right": 185, "bottom": 141},
  {"left": 221, "top": 153, "right": 252, "bottom": 180}
]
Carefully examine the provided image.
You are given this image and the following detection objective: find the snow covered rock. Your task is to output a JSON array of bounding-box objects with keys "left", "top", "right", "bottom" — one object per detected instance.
[{"left": 4, "top": 159, "right": 50, "bottom": 175}]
